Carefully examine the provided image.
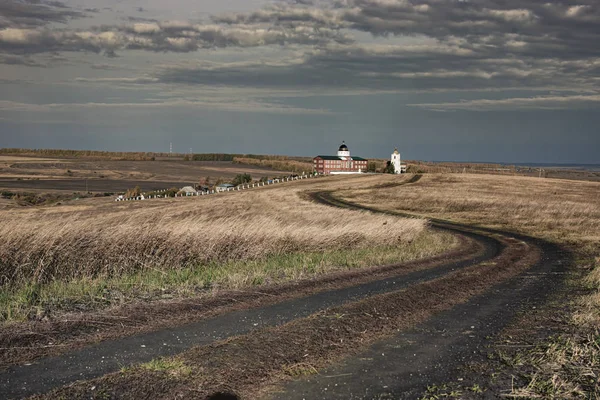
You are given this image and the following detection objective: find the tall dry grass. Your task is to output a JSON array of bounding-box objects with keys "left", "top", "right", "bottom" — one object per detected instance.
[
  {"left": 343, "top": 174, "right": 600, "bottom": 251},
  {"left": 0, "top": 180, "right": 425, "bottom": 287}
]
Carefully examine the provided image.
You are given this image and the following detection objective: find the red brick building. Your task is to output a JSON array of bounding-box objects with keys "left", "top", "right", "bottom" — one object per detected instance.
[{"left": 313, "top": 142, "right": 368, "bottom": 174}]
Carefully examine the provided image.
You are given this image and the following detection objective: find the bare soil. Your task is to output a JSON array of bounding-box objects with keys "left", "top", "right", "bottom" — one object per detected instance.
[
  {"left": 409, "top": 263, "right": 597, "bottom": 400},
  {"left": 0, "top": 157, "right": 289, "bottom": 193}
]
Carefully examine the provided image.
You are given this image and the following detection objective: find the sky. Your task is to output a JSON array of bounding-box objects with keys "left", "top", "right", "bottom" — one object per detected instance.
[{"left": 0, "top": 0, "right": 599, "bottom": 163}]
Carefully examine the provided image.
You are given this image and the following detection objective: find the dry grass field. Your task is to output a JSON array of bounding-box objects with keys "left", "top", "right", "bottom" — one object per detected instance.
[
  {"left": 342, "top": 174, "right": 599, "bottom": 250},
  {"left": 0, "top": 175, "right": 455, "bottom": 322},
  {"left": 340, "top": 173, "right": 600, "bottom": 398}
]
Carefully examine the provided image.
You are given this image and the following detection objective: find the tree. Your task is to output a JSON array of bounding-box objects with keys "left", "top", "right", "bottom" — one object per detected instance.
[
  {"left": 367, "top": 162, "right": 377, "bottom": 173},
  {"left": 384, "top": 161, "right": 396, "bottom": 174},
  {"left": 125, "top": 186, "right": 141, "bottom": 198},
  {"left": 200, "top": 176, "right": 211, "bottom": 187},
  {"left": 232, "top": 173, "right": 252, "bottom": 186}
]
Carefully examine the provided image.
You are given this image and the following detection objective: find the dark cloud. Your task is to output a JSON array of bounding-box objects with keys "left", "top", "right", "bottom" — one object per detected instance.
[
  {"left": 0, "top": 53, "right": 47, "bottom": 67},
  {"left": 337, "top": 0, "right": 600, "bottom": 59},
  {"left": 126, "top": 16, "right": 159, "bottom": 23},
  {"left": 0, "top": 0, "right": 85, "bottom": 29},
  {"left": 152, "top": 37, "right": 600, "bottom": 96},
  {"left": 1, "top": 0, "right": 599, "bottom": 97},
  {"left": 152, "top": 45, "right": 516, "bottom": 90},
  {"left": 89, "top": 63, "right": 130, "bottom": 70},
  {"left": 212, "top": 2, "right": 344, "bottom": 29}
]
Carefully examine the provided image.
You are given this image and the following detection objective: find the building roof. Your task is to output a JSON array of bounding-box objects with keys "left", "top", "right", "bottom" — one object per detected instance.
[
  {"left": 180, "top": 186, "right": 197, "bottom": 193},
  {"left": 314, "top": 155, "right": 368, "bottom": 161},
  {"left": 315, "top": 155, "right": 341, "bottom": 160},
  {"left": 339, "top": 141, "right": 349, "bottom": 152},
  {"left": 216, "top": 183, "right": 235, "bottom": 187}
]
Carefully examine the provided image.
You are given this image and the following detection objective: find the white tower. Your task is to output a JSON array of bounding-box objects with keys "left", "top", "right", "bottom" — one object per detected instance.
[
  {"left": 337, "top": 141, "right": 350, "bottom": 159},
  {"left": 391, "top": 148, "right": 402, "bottom": 174}
]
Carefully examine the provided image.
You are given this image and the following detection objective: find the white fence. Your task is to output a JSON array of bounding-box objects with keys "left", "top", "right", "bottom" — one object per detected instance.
[{"left": 115, "top": 173, "right": 321, "bottom": 202}]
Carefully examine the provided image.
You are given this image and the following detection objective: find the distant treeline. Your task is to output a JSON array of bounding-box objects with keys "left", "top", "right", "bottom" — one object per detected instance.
[
  {"left": 0, "top": 148, "right": 167, "bottom": 161},
  {"left": 191, "top": 153, "right": 312, "bottom": 163},
  {"left": 233, "top": 157, "right": 313, "bottom": 173},
  {"left": 1, "top": 149, "right": 314, "bottom": 166}
]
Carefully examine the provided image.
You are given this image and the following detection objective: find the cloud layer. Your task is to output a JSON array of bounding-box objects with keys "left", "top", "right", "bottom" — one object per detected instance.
[
  {"left": 0, "top": 0, "right": 85, "bottom": 29},
  {"left": 1, "top": 0, "right": 599, "bottom": 111}
]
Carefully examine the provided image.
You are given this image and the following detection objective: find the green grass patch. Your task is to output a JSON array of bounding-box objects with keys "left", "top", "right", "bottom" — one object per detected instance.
[{"left": 140, "top": 358, "right": 192, "bottom": 377}]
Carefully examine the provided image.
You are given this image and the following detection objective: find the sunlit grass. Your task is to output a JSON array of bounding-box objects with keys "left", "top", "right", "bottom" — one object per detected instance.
[{"left": 0, "top": 232, "right": 456, "bottom": 321}]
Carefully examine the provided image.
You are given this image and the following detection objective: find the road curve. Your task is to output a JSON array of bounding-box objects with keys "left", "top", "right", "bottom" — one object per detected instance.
[{"left": 276, "top": 188, "right": 571, "bottom": 399}]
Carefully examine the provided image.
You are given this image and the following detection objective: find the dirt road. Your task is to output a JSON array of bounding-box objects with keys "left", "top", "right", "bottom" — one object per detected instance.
[{"left": 0, "top": 179, "right": 570, "bottom": 399}]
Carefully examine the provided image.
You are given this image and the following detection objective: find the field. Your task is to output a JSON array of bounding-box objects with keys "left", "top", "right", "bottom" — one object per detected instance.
[
  {"left": 1, "top": 163, "right": 599, "bottom": 399},
  {"left": 0, "top": 155, "right": 293, "bottom": 194},
  {"left": 0, "top": 174, "right": 455, "bottom": 323},
  {"left": 341, "top": 173, "right": 600, "bottom": 250}
]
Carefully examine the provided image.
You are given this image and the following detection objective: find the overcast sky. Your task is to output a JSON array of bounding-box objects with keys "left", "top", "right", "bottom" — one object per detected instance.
[{"left": 0, "top": 0, "right": 599, "bottom": 163}]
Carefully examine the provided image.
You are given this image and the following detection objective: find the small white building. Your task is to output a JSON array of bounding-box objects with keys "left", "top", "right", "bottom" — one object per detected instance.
[
  {"left": 180, "top": 186, "right": 197, "bottom": 194},
  {"left": 391, "top": 148, "right": 407, "bottom": 174},
  {"left": 216, "top": 183, "right": 235, "bottom": 192}
]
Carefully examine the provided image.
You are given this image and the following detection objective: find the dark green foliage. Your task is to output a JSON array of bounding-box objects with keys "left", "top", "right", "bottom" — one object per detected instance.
[
  {"left": 0, "top": 148, "right": 163, "bottom": 161},
  {"left": 384, "top": 161, "right": 396, "bottom": 174},
  {"left": 192, "top": 153, "right": 237, "bottom": 161},
  {"left": 231, "top": 174, "right": 252, "bottom": 186}
]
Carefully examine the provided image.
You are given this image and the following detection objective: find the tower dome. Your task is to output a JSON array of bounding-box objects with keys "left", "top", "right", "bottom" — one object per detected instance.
[{"left": 337, "top": 141, "right": 350, "bottom": 158}]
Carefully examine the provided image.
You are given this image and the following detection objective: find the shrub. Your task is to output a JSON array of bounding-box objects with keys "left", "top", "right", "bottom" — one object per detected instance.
[
  {"left": 231, "top": 174, "right": 252, "bottom": 186},
  {"left": 125, "top": 186, "right": 141, "bottom": 198}
]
